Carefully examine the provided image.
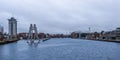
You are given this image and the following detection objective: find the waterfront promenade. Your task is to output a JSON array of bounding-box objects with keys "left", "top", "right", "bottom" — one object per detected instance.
[
  {"left": 0, "top": 39, "right": 18, "bottom": 45},
  {"left": 0, "top": 38, "right": 120, "bottom": 60},
  {"left": 84, "top": 38, "right": 120, "bottom": 43}
]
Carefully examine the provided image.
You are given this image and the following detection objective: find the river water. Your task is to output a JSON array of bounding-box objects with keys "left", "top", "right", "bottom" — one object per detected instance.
[{"left": 0, "top": 38, "right": 120, "bottom": 60}]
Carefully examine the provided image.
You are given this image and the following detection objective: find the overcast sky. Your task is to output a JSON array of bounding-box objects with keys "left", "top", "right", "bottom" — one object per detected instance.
[{"left": 0, "top": 0, "right": 120, "bottom": 34}]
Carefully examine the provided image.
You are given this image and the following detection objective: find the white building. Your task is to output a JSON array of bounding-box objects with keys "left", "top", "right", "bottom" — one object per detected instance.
[{"left": 8, "top": 17, "right": 17, "bottom": 39}]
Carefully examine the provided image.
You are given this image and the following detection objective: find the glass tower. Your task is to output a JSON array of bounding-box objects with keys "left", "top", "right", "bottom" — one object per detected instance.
[{"left": 8, "top": 17, "right": 17, "bottom": 39}]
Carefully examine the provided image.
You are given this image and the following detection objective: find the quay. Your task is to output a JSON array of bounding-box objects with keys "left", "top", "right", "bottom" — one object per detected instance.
[
  {"left": 86, "top": 39, "right": 120, "bottom": 43},
  {"left": 0, "top": 39, "right": 18, "bottom": 45}
]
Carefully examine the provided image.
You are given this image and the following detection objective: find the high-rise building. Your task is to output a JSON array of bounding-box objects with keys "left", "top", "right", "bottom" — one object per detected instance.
[
  {"left": 0, "top": 24, "right": 4, "bottom": 34},
  {"left": 8, "top": 17, "right": 17, "bottom": 39}
]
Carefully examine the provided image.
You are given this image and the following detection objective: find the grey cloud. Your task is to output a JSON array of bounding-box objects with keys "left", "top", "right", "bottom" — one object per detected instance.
[{"left": 0, "top": 0, "right": 120, "bottom": 33}]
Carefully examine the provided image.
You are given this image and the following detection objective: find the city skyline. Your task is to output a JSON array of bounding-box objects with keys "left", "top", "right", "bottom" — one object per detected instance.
[{"left": 0, "top": 0, "right": 120, "bottom": 33}]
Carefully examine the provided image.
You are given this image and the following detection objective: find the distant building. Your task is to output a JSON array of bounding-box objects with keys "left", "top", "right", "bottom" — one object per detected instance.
[
  {"left": 85, "top": 32, "right": 100, "bottom": 40},
  {"left": 115, "top": 27, "right": 120, "bottom": 40},
  {"left": 17, "top": 33, "right": 28, "bottom": 39},
  {"left": 0, "top": 25, "right": 4, "bottom": 34},
  {"left": 71, "top": 32, "right": 80, "bottom": 38},
  {"left": 0, "top": 25, "right": 4, "bottom": 40},
  {"left": 99, "top": 31, "right": 116, "bottom": 40},
  {"left": 8, "top": 17, "right": 17, "bottom": 39},
  {"left": 38, "top": 33, "right": 46, "bottom": 39},
  {"left": 71, "top": 31, "right": 89, "bottom": 39}
]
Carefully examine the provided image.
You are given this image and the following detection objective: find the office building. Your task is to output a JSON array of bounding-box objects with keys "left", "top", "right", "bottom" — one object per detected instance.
[
  {"left": 0, "top": 25, "right": 4, "bottom": 34},
  {"left": 8, "top": 17, "right": 17, "bottom": 39}
]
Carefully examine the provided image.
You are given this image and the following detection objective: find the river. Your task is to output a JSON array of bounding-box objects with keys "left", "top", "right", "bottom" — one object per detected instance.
[{"left": 0, "top": 38, "right": 120, "bottom": 60}]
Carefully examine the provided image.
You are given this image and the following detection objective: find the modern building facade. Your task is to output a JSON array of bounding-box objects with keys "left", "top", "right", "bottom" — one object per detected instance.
[
  {"left": 115, "top": 27, "right": 120, "bottom": 40},
  {"left": 8, "top": 17, "right": 17, "bottom": 39},
  {"left": 0, "top": 25, "right": 4, "bottom": 40},
  {"left": 0, "top": 25, "right": 4, "bottom": 34}
]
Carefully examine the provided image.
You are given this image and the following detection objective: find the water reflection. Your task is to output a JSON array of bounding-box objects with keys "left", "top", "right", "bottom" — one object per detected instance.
[
  {"left": 26, "top": 38, "right": 50, "bottom": 47},
  {"left": 26, "top": 39, "right": 41, "bottom": 47},
  {"left": 0, "top": 42, "right": 18, "bottom": 60}
]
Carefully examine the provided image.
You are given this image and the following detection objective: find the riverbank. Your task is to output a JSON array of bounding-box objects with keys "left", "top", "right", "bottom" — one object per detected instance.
[
  {"left": 86, "top": 39, "right": 120, "bottom": 43},
  {"left": 0, "top": 39, "right": 18, "bottom": 45},
  {"left": 72, "top": 38, "right": 120, "bottom": 43}
]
